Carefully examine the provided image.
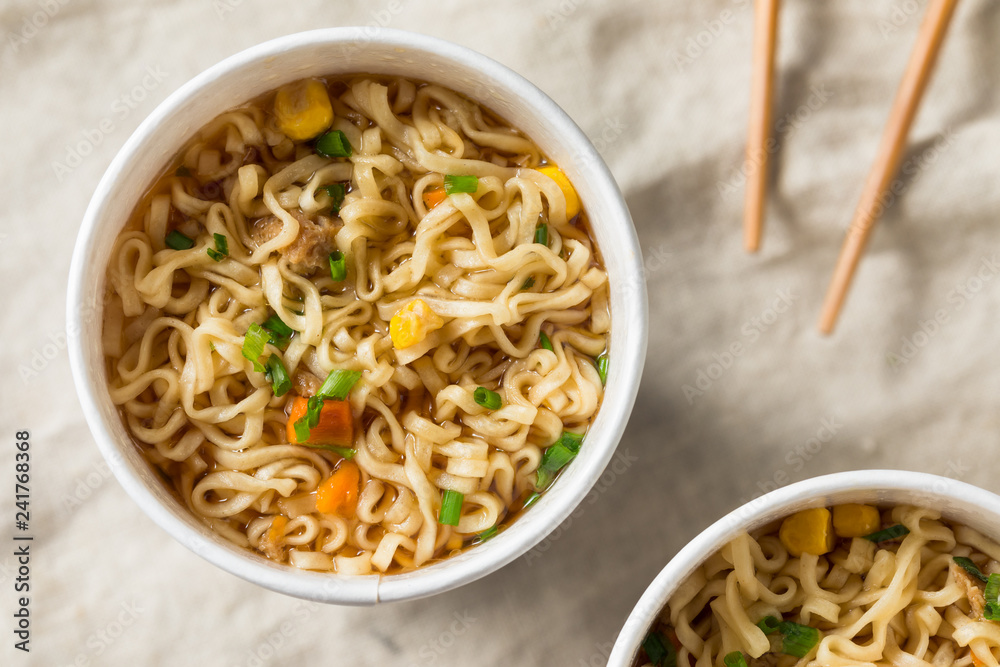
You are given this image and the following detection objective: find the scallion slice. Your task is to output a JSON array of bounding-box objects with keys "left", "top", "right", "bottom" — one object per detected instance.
[
  {"left": 477, "top": 526, "right": 498, "bottom": 543},
  {"left": 241, "top": 323, "right": 269, "bottom": 372},
  {"left": 306, "top": 396, "right": 323, "bottom": 426},
  {"left": 293, "top": 417, "right": 311, "bottom": 444},
  {"left": 328, "top": 250, "right": 346, "bottom": 282},
  {"left": 864, "top": 524, "right": 910, "bottom": 542},
  {"left": 535, "top": 431, "right": 584, "bottom": 490},
  {"left": 520, "top": 277, "right": 535, "bottom": 291},
  {"left": 294, "top": 395, "right": 325, "bottom": 443},
  {"left": 596, "top": 353, "right": 609, "bottom": 385},
  {"left": 535, "top": 223, "right": 548, "bottom": 246},
  {"left": 438, "top": 489, "right": 463, "bottom": 526},
  {"left": 641, "top": 630, "right": 677, "bottom": 667},
  {"left": 261, "top": 314, "right": 293, "bottom": 349},
  {"left": 757, "top": 616, "right": 820, "bottom": 658},
  {"left": 319, "top": 183, "right": 346, "bottom": 213},
  {"left": 443, "top": 174, "right": 478, "bottom": 195},
  {"left": 522, "top": 492, "right": 541, "bottom": 511},
  {"left": 539, "top": 331, "right": 553, "bottom": 352},
  {"left": 474, "top": 387, "right": 502, "bottom": 410},
  {"left": 777, "top": 620, "right": 820, "bottom": 658},
  {"left": 757, "top": 616, "right": 781, "bottom": 634},
  {"left": 723, "top": 652, "right": 748, "bottom": 667},
  {"left": 299, "top": 443, "right": 355, "bottom": 460},
  {"left": 317, "top": 369, "right": 362, "bottom": 400},
  {"left": 954, "top": 556, "right": 989, "bottom": 583},
  {"left": 165, "top": 230, "right": 195, "bottom": 250},
  {"left": 264, "top": 354, "right": 291, "bottom": 397},
  {"left": 316, "top": 130, "right": 352, "bottom": 158},
  {"left": 985, "top": 573, "right": 1000, "bottom": 620},
  {"left": 206, "top": 233, "right": 228, "bottom": 261}
]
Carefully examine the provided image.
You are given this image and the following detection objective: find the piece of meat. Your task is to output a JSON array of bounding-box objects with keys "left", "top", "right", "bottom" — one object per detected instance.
[
  {"left": 292, "top": 369, "right": 321, "bottom": 397},
  {"left": 952, "top": 563, "right": 987, "bottom": 619},
  {"left": 251, "top": 209, "right": 340, "bottom": 273}
]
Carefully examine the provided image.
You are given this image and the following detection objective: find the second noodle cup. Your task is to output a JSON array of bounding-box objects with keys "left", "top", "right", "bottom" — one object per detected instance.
[
  {"left": 609, "top": 470, "right": 1000, "bottom": 666},
  {"left": 67, "top": 29, "right": 647, "bottom": 604}
]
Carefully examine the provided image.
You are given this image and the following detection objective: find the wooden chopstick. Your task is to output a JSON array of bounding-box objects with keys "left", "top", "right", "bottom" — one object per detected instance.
[
  {"left": 744, "top": 0, "right": 780, "bottom": 253},
  {"left": 818, "top": 0, "right": 960, "bottom": 334}
]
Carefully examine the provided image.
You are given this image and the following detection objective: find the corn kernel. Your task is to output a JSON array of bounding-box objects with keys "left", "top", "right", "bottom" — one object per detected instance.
[
  {"left": 538, "top": 165, "right": 581, "bottom": 220},
  {"left": 273, "top": 79, "right": 334, "bottom": 141},
  {"left": 779, "top": 508, "right": 835, "bottom": 557},
  {"left": 390, "top": 299, "right": 444, "bottom": 349},
  {"left": 832, "top": 504, "right": 881, "bottom": 538}
]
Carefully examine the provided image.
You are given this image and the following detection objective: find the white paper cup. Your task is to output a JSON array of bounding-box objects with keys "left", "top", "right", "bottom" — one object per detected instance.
[
  {"left": 67, "top": 28, "right": 647, "bottom": 605},
  {"left": 609, "top": 470, "right": 1000, "bottom": 665}
]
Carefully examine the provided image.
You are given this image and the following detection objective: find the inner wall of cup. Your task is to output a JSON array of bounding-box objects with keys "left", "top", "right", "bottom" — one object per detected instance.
[
  {"left": 77, "top": 32, "right": 643, "bottom": 602},
  {"left": 612, "top": 481, "right": 1000, "bottom": 666}
]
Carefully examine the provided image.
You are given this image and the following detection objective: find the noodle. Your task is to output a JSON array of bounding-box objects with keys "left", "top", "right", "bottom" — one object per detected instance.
[
  {"left": 101, "top": 75, "right": 609, "bottom": 575},
  {"left": 636, "top": 505, "right": 1000, "bottom": 667}
]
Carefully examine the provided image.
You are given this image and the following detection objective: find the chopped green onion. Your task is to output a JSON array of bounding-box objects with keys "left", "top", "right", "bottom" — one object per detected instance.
[
  {"left": 596, "top": 354, "right": 609, "bottom": 385},
  {"left": 522, "top": 492, "right": 541, "bottom": 511},
  {"left": 555, "top": 431, "right": 584, "bottom": 450},
  {"left": 328, "top": 250, "right": 346, "bottom": 282},
  {"left": 261, "top": 314, "right": 293, "bottom": 349},
  {"left": 209, "top": 342, "right": 216, "bottom": 352},
  {"left": 174, "top": 165, "right": 191, "bottom": 177},
  {"left": 757, "top": 616, "right": 781, "bottom": 634},
  {"left": 776, "top": 620, "right": 821, "bottom": 658},
  {"left": 864, "top": 524, "right": 910, "bottom": 543},
  {"left": 206, "top": 233, "right": 229, "bottom": 261},
  {"left": 293, "top": 417, "right": 311, "bottom": 444},
  {"left": 723, "top": 652, "right": 748, "bottom": 667},
  {"left": 241, "top": 323, "right": 269, "bottom": 372},
  {"left": 955, "top": 556, "right": 989, "bottom": 583},
  {"left": 165, "top": 230, "right": 195, "bottom": 250},
  {"left": 520, "top": 277, "right": 535, "bottom": 291},
  {"left": 299, "top": 443, "right": 355, "bottom": 460},
  {"left": 535, "top": 223, "right": 548, "bottom": 245},
  {"left": 306, "top": 396, "right": 323, "bottom": 426},
  {"left": 264, "top": 354, "right": 291, "bottom": 397},
  {"left": 294, "top": 395, "right": 325, "bottom": 442},
  {"left": 474, "top": 387, "right": 502, "bottom": 410},
  {"left": 315, "top": 130, "right": 352, "bottom": 158},
  {"left": 758, "top": 617, "right": 820, "bottom": 658},
  {"left": 438, "top": 489, "right": 463, "bottom": 526},
  {"left": 535, "top": 431, "right": 584, "bottom": 490},
  {"left": 317, "top": 369, "right": 362, "bottom": 400},
  {"left": 985, "top": 573, "right": 1000, "bottom": 621},
  {"left": 641, "top": 630, "right": 676, "bottom": 667},
  {"left": 319, "top": 183, "right": 346, "bottom": 213},
  {"left": 293, "top": 396, "right": 323, "bottom": 447},
  {"left": 477, "top": 526, "right": 498, "bottom": 543},
  {"left": 539, "top": 331, "right": 553, "bottom": 352},
  {"left": 443, "top": 174, "right": 478, "bottom": 195}
]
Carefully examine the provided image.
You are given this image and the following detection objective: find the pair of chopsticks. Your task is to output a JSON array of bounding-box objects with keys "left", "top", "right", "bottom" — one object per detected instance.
[{"left": 743, "top": 0, "right": 960, "bottom": 334}]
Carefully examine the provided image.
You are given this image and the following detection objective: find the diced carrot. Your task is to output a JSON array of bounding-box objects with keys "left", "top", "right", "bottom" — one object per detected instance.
[
  {"left": 286, "top": 395, "right": 354, "bottom": 446},
  {"left": 422, "top": 187, "right": 446, "bottom": 210},
  {"left": 267, "top": 516, "right": 287, "bottom": 544},
  {"left": 972, "top": 653, "right": 987, "bottom": 667},
  {"left": 316, "top": 460, "right": 360, "bottom": 517}
]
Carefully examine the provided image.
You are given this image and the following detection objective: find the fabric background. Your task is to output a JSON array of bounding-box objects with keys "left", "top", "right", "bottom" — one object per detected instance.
[{"left": 2, "top": 0, "right": 999, "bottom": 665}]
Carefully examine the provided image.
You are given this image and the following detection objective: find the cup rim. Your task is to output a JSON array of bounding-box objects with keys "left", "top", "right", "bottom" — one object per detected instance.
[
  {"left": 608, "top": 469, "right": 1000, "bottom": 666},
  {"left": 67, "top": 27, "right": 648, "bottom": 604}
]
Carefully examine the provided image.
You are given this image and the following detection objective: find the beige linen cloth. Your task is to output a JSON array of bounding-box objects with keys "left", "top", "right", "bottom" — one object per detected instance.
[{"left": 2, "top": 0, "right": 999, "bottom": 664}]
